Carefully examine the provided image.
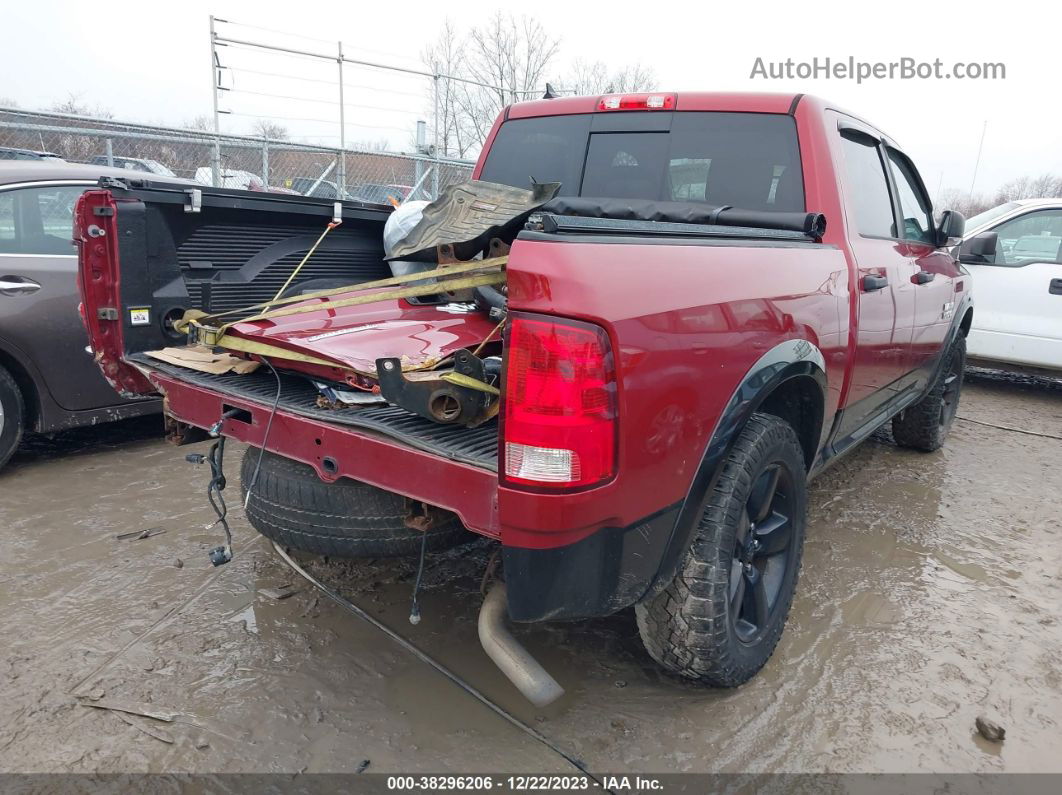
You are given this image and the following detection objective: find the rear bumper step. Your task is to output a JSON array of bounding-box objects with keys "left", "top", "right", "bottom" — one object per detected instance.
[
  {"left": 130, "top": 353, "right": 498, "bottom": 470},
  {"left": 140, "top": 360, "right": 499, "bottom": 537}
]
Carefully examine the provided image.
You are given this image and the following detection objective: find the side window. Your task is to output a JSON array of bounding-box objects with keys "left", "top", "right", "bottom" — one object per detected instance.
[
  {"left": 0, "top": 193, "right": 14, "bottom": 243},
  {"left": 840, "top": 133, "right": 896, "bottom": 238},
  {"left": 990, "top": 210, "right": 1062, "bottom": 265},
  {"left": 0, "top": 186, "right": 85, "bottom": 256},
  {"left": 886, "top": 149, "right": 934, "bottom": 244}
]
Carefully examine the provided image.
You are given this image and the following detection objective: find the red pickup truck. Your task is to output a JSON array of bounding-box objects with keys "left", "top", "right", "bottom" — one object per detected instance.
[{"left": 75, "top": 92, "right": 971, "bottom": 697}]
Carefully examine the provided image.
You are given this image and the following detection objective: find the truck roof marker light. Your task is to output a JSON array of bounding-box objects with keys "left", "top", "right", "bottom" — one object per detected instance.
[
  {"left": 597, "top": 93, "right": 675, "bottom": 111},
  {"left": 502, "top": 314, "right": 617, "bottom": 491}
]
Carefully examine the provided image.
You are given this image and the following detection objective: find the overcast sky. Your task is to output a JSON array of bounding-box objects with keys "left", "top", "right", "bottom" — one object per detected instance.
[{"left": 4, "top": 0, "right": 1058, "bottom": 200}]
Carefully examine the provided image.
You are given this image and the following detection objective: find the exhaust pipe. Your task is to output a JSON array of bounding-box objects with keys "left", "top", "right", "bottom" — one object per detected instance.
[{"left": 478, "top": 582, "right": 565, "bottom": 707}]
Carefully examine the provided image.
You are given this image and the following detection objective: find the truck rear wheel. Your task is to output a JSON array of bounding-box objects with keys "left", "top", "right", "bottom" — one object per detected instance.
[
  {"left": 635, "top": 413, "right": 807, "bottom": 686},
  {"left": 0, "top": 364, "right": 25, "bottom": 471},
  {"left": 892, "top": 335, "right": 965, "bottom": 452},
  {"left": 240, "top": 448, "right": 469, "bottom": 557}
]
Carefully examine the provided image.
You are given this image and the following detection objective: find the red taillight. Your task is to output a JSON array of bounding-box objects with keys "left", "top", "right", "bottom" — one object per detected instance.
[
  {"left": 501, "top": 314, "right": 617, "bottom": 491},
  {"left": 597, "top": 93, "right": 675, "bottom": 111}
]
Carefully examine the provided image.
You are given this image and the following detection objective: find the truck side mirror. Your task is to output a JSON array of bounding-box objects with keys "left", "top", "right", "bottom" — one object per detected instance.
[
  {"left": 958, "top": 230, "right": 998, "bottom": 264},
  {"left": 935, "top": 210, "right": 965, "bottom": 247}
]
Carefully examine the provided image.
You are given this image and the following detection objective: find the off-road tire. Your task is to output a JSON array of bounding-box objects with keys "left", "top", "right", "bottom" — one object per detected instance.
[
  {"left": 636, "top": 413, "right": 807, "bottom": 686},
  {"left": 240, "top": 448, "right": 468, "bottom": 557},
  {"left": 892, "top": 335, "right": 966, "bottom": 452},
  {"left": 0, "top": 364, "right": 25, "bottom": 471}
]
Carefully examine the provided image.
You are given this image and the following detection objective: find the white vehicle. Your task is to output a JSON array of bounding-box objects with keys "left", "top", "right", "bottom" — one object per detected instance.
[
  {"left": 958, "top": 199, "right": 1062, "bottom": 373},
  {"left": 193, "top": 166, "right": 264, "bottom": 191}
]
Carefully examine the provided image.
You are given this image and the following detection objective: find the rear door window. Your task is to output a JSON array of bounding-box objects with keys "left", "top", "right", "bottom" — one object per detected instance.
[{"left": 0, "top": 185, "right": 86, "bottom": 255}]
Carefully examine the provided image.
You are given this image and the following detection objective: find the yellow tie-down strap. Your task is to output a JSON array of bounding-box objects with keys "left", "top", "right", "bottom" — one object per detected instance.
[
  {"left": 188, "top": 271, "right": 506, "bottom": 349},
  {"left": 186, "top": 255, "right": 509, "bottom": 330},
  {"left": 207, "top": 333, "right": 358, "bottom": 369}
]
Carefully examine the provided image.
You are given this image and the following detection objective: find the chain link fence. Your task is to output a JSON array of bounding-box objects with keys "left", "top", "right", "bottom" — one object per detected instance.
[{"left": 0, "top": 107, "right": 474, "bottom": 203}]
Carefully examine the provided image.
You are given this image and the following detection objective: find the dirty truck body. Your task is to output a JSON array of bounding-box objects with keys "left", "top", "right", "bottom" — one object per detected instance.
[{"left": 76, "top": 92, "right": 972, "bottom": 686}]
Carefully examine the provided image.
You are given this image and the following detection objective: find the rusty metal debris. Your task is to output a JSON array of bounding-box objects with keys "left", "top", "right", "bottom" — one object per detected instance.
[
  {"left": 386, "top": 180, "right": 560, "bottom": 262},
  {"left": 376, "top": 349, "right": 492, "bottom": 425},
  {"left": 403, "top": 499, "right": 448, "bottom": 532},
  {"left": 164, "top": 416, "right": 208, "bottom": 446}
]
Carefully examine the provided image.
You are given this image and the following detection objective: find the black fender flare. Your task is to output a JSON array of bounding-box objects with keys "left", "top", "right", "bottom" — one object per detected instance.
[{"left": 641, "top": 338, "right": 828, "bottom": 602}]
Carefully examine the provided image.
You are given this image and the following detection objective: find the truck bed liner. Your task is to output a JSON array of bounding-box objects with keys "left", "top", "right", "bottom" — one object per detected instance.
[{"left": 129, "top": 353, "right": 498, "bottom": 470}]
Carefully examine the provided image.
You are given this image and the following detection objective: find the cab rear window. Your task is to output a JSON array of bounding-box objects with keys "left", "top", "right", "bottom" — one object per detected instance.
[{"left": 479, "top": 111, "right": 804, "bottom": 212}]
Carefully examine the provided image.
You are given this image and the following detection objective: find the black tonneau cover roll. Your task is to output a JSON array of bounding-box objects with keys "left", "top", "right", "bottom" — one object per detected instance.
[{"left": 539, "top": 197, "right": 827, "bottom": 239}]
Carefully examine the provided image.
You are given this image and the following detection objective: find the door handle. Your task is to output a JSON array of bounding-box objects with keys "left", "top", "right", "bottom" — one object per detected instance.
[
  {"left": 862, "top": 273, "right": 888, "bottom": 292},
  {"left": 913, "top": 270, "right": 935, "bottom": 285},
  {"left": 0, "top": 276, "right": 41, "bottom": 295},
  {"left": 1050, "top": 278, "right": 1062, "bottom": 296}
]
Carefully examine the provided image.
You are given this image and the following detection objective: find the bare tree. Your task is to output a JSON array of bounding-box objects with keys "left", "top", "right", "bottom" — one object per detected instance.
[
  {"left": 993, "top": 173, "right": 1062, "bottom": 204},
  {"left": 938, "top": 172, "right": 1062, "bottom": 218},
  {"left": 421, "top": 15, "right": 658, "bottom": 155},
  {"left": 937, "top": 188, "right": 994, "bottom": 218},
  {"left": 995, "top": 175, "right": 1033, "bottom": 202},
  {"left": 422, "top": 20, "right": 470, "bottom": 158},
  {"left": 350, "top": 138, "right": 390, "bottom": 152},
  {"left": 562, "top": 59, "right": 657, "bottom": 95},
  {"left": 0, "top": 97, "right": 19, "bottom": 108},
  {"left": 452, "top": 13, "right": 561, "bottom": 148},
  {"left": 252, "top": 119, "right": 289, "bottom": 140},
  {"left": 1027, "top": 173, "right": 1062, "bottom": 198},
  {"left": 184, "top": 115, "right": 213, "bottom": 132},
  {"left": 563, "top": 60, "right": 609, "bottom": 95},
  {"left": 50, "top": 93, "right": 113, "bottom": 119}
]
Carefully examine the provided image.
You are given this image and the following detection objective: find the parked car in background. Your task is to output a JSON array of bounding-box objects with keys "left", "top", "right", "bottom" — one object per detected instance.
[
  {"left": 193, "top": 166, "right": 263, "bottom": 191},
  {"left": 89, "top": 155, "right": 176, "bottom": 177},
  {"left": 348, "top": 182, "right": 412, "bottom": 205},
  {"left": 0, "top": 162, "right": 193, "bottom": 469},
  {"left": 957, "top": 199, "right": 1062, "bottom": 373},
  {"left": 0, "top": 147, "right": 64, "bottom": 161},
  {"left": 284, "top": 176, "right": 350, "bottom": 200},
  {"left": 192, "top": 166, "right": 297, "bottom": 194}
]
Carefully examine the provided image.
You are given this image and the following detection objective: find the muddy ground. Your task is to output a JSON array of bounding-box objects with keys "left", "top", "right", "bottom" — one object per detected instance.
[{"left": 1, "top": 370, "right": 1059, "bottom": 774}]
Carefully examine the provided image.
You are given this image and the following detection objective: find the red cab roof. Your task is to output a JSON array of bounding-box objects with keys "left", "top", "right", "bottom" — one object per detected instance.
[{"left": 507, "top": 92, "right": 803, "bottom": 119}]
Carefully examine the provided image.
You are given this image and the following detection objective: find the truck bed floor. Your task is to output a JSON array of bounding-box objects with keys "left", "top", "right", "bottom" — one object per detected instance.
[{"left": 128, "top": 353, "right": 498, "bottom": 471}]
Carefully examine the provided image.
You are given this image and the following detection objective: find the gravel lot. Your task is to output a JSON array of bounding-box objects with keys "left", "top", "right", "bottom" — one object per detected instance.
[{"left": 1, "top": 371, "right": 1059, "bottom": 774}]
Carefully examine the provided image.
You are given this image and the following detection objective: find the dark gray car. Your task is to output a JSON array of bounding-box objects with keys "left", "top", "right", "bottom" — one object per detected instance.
[{"left": 0, "top": 162, "right": 184, "bottom": 468}]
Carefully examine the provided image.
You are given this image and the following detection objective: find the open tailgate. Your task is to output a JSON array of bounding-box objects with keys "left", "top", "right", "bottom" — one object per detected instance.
[{"left": 74, "top": 180, "right": 397, "bottom": 397}]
